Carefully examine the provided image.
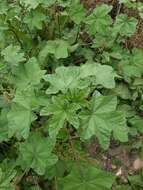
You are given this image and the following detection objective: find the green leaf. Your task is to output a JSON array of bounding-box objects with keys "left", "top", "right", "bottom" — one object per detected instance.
[
  {"left": 7, "top": 104, "right": 34, "bottom": 139},
  {"left": 1, "top": 45, "right": 25, "bottom": 67},
  {"left": 17, "top": 132, "right": 58, "bottom": 175},
  {"left": 24, "top": 10, "right": 46, "bottom": 30},
  {"left": 123, "top": 65, "right": 141, "bottom": 78},
  {"left": 7, "top": 88, "right": 38, "bottom": 139},
  {"left": 0, "top": 161, "right": 17, "bottom": 190},
  {"left": 110, "top": 83, "right": 131, "bottom": 100},
  {"left": 46, "top": 115, "right": 66, "bottom": 138},
  {"left": 12, "top": 57, "right": 46, "bottom": 90},
  {"left": 39, "top": 40, "right": 70, "bottom": 61},
  {"left": 116, "top": 185, "right": 131, "bottom": 190},
  {"left": 79, "top": 95, "right": 128, "bottom": 149},
  {"left": 129, "top": 116, "right": 143, "bottom": 133},
  {"left": 85, "top": 4, "right": 113, "bottom": 34},
  {"left": 113, "top": 14, "right": 137, "bottom": 36},
  {"left": 45, "top": 160, "right": 66, "bottom": 180},
  {"left": 80, "top": 63, "right": 117, "bottom": 88},
  {"left": 20, "top": 0, "right": 43, "bottom": 9},
  {"left": 119, "top": 0, "right": 135, "bottom": 8},
  {"left": 13, "top": 88, "right": 38, "bottom": 110},
  {"left": 61, "top": 162, "right": 115, "bottom": 190},
  {"left": 44, "top": 66, "right": 81, "bottom": 94},
  {"left": 122, "top": 49, "right": 143, "bottom": 78},
  {"left": 30, "top": 186, "right": 42, "bottom": 190},
  {"left": 95, "top": 64, "right": 116, "bottom": 88},
  {"left": 119, "top": 0, "right": 131, "bottom": 3},
  {"left": 44, "top": 64, "right": 116, "bottom": 94},
  {"left": 118, "top": 104, "right": 135, "bottom": 118},
  {"left": 42, "top": 0, "right": 56, "bottom": 6},
  {"left": 91, "top": 28, "right": 115, "bottom": 49},
  {"left": 128, "top": 174, "right": 143, "bottom": 187},
  {"left": 131, "top": 49, "right": 143, "bottom": 70},
  {"left": 0, "top": 1, "right": 9, "bottom": 14},
  {"left": 69, "top": 0, "right": 86, "bottom": 24},
  {"left": 40, "top": 95, "right": 80, "bottom": 137}
]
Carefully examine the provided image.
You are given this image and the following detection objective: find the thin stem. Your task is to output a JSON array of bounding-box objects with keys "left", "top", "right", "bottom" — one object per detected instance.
[
  {"left": 7, "top": 21, "right": 24, "bottom": 48},
  {"left": 54, "top": 0, "right": 61, "bottom": 38},
  {"left": 67, "top": 128, "right": 79, "bottom": 161},
  {"left": 32, "top": 174, "right": 40, "bottom": 189},
  {"left": 75, "top": 26, "right": 80, "bottom": 43},
  {"left": 57, "top": 11, "right": 61, "bottom": 38},
  {"left": 117, "top": 3, "right": 122, "bottom": 15},
  {"left": 55, "top": 176, "right": 58, "bottom": 190},
  {"left": 13, "top": 169, "right": 29, "bottom": 187}
]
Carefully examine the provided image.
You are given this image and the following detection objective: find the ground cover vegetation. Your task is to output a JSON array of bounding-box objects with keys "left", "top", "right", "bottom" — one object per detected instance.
[{"left": 0, "top": 0, "right": 143, "bottom": 189}]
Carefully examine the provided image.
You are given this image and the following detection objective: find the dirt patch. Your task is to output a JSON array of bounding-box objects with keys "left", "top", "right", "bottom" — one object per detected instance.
[
  {"left": 87, "top": 140, "right": 140, "bottom": 183},
  {"left": 81, "top": 0, "right": 114, "bottom": 10},
  {"left": 128, "top": 20, "right": 143, "bottom": 48}
]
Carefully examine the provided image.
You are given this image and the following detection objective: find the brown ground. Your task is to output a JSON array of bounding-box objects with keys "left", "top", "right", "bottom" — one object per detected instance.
[
  {"left": 129, "top": 20, "right": 143, "bottom": 48},
  {"left": 81, "top": 0, "right": 114, "bottom": 9}
]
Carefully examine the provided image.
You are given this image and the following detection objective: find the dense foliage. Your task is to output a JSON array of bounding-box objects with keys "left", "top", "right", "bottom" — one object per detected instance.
[{"left": 0, "top": 0, "right": 143, "bottom": 189}]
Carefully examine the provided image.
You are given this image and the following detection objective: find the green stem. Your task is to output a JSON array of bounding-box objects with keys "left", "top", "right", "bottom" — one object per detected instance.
[
  {"left": 57, "top": 12, "right": 61, "bottom": 38},
  {"left": 7, "top": 21, "right": 24, "bottom": 48},
  {"left": 55, "top": 176, "right": 58, "bottom": 190}
]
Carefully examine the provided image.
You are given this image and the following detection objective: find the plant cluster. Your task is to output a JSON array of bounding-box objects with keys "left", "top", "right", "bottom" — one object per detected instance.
[{"left": 0, "top": 0, "right": 143, "bottom": 189}]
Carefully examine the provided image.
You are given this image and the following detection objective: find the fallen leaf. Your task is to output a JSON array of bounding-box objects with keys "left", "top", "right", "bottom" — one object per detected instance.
[
  {"left": 133, "top": 158, "right": 143, "bottom": 171},
  {"left": 116, "top": 167, "right": 122, "bottom": 177}
]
